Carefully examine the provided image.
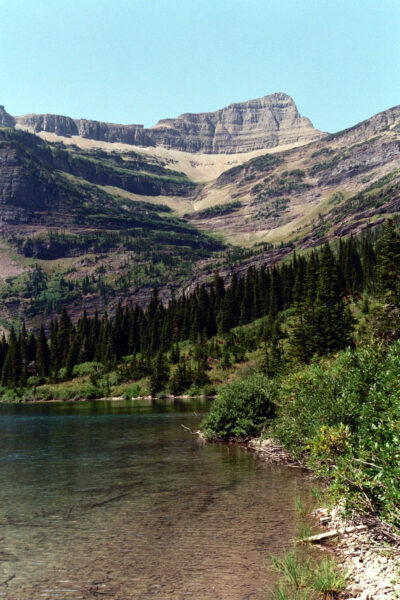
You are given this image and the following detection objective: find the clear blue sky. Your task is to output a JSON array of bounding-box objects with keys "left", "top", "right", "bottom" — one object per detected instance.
[{"left": 1, "top": 0, "right": 399, "bottom": 133}]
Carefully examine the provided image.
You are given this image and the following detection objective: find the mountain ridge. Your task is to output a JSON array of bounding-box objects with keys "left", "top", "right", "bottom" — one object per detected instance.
[{"left": 1, "top": 93, "right": 324, "bottom": 154}]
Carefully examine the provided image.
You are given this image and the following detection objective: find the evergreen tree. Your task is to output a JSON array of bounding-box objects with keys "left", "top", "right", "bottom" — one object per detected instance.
[
  {"left": 169, "top": 359, "right": 193, "bottom": 395},
  {"left": 35, "top": 325, "right": 50, "bottom": 377},
  {"left": 65, "top": 334, "right": 81, "bottom": 379},
  {"left": 376, "top": 219, "right": 400, "bottom": 303},
  {"left": 149, "top": 352, "right": 170, "bottom": 396},
  {"left": 313, "top": 244, "right": 353, "bottom": 354},
  {"left": 169, "top": 343, "right": 180, "bottom": 364}
]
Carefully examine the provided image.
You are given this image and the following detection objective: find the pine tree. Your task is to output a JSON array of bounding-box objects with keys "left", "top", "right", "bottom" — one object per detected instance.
[
  {"left": 35, "top": 325, "right": 50, "bottom": 377},
  {"left": 57, "top": 307, "right": 72, "bottom": 366},
  {"left": 149, "top": 351, "right": 170, "bottom": 396},
  {"left": 376, "top": 219, "right": 400, "bottom": 303},
  {"left": 19, "top": 323, "right": 28, "bottom": 385},
  {"left": 65, "top": 334, "right": 81, "bottom": 379},
  {"left": 169, "top": 343, "right": 180, "bottom": 364},
  {"left": 169, "top": 359, "right": 193, "bottom": 395},
  {"left": 261, "top": 320, "right": 284, "bottom": 376},
  {"left": 313, "top": 244, "right": 353, "bottom": 354}
]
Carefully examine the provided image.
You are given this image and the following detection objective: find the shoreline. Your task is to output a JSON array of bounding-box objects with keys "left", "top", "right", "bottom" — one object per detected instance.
[
  {"left": 0, "top": 393, "right": 217, "bottom": 405},
  {"left": 247, "top": 437, "right": 400, "bottom": 600}
]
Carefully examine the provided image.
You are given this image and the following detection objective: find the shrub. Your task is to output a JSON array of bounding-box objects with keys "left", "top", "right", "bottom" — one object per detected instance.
[
  {"left": 79, "top": 384, "right": 102, "bottom": 399},
  {"left": 0, "top": 388, "right": 22, "bottom": 402},
  {"left": 72, "top": 362, "right": 104, "bottom": 377},
  {"left": 201, "top": 373, "right": 277, "bottom": 440},
  {"left": 271, "top": 343, "right": 400, "bottom": 526},
  {"left": 123, "top": 383, "right": 141, "bottom": 399}
]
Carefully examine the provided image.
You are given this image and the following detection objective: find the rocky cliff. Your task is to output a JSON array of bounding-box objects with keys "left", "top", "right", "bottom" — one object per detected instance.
[
  {"left": 15, "top": 113, "right": 154, "bottom": 146},
  {"left": 0, "top": 106, "right": 15, "bottom": 128},
  {"left": 150, "top": 93, "right": 323, "bottom": 152},
  {"left": 10, "top": 93, "right": 324, "bottom": 154}
]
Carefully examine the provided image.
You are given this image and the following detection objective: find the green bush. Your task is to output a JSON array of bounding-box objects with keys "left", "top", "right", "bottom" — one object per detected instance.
[
  {"left": 27, "top": 375, "right": 45, "bottom": 387},
  {"left": 123, "top": 383, "right": 141, "bottom": 399},
  {"left": 0, "top": 388, "right": 22, "bottom": 402},
  {"left": 58, "top": 367, "right": 68, "bottom": 381},
  {"left": 201, "top": 373, "right": 277, "bottom": 440},
  {"left": 78, "top": 384, "right": 103, "bottom": 399},
  {"left": 271, "top": 343, "right": 400, "bottom": 527},
  {"left": 72, "top": 362, "right": 104, "bottom": 377}
]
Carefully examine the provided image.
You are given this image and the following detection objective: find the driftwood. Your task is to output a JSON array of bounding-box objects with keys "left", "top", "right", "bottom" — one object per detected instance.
[
  {"left": 248, "top": 438, "right": 307, "bottom": 468},
  {"left": 181, "top": 424, "right": 195, "bottom": 433},
  {"left": 301, "top": 525, "right": 367, "bottom": 544}
]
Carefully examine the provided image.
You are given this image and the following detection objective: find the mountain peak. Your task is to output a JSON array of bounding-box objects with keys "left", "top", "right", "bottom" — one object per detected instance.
[{"left": 151, "top": 92, "right": 323, "bottom": 153}]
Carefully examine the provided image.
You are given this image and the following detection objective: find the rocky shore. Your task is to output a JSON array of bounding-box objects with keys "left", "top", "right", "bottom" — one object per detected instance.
[
  {"left": 248, "top": 438, "right": 400, "bottom": 599},
  {"left": 317, "top": 507, "right": 400, "bottom": 600}
]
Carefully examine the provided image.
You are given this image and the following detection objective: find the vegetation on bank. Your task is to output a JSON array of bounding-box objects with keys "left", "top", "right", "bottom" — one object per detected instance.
[
  {"left": 203, "top": 342, "right": 400, "bottom": 528},
  {"left": 201, "top": 220, "right": 400, "bottom": 531}
]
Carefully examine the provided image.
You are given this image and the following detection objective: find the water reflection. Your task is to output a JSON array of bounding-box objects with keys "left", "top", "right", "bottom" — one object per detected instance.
[{"left": 0, "top": 399, "right": 314, "bottom": 599}]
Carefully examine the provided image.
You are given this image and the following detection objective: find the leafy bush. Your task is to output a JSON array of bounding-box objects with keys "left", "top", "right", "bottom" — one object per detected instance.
[
  {"left": 78, "top": 384, "right": 103, "bottom": 399},
  {"left": 201, "top": 373, "right": 277, "bottom": 440},
  {"left": 72, "top": 362, "right": 104, "bottom": 377},
  {"left": 0, "top": 388, "right": 22, "bottom": 402},
  {"left": 271, "top": 344, "right": 400, "bottom": 526},
  {"left": 123, "top": 383, "right": 142, "bottom": 399}
]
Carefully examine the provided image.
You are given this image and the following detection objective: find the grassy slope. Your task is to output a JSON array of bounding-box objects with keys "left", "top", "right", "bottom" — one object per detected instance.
[{"left": 188, "top": 115, "right": 400, "bottom": 246}]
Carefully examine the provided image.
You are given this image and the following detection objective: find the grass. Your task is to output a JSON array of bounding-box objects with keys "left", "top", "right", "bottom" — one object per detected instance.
[
  {"left": 271, "top": 583, "right": 315, "bottom": 600},
  {"left": 297, "top": 522, "right": 313, "bottom": 541},
  {"left": 295, "top": 496, "right": 308, "bottom": 516},
  {"left": 310, "top": 558, "right": 347, "bottom": 599},
  {"left": 271, "top": 551, "right": 347, "bottom": 600},
  {"left": 273, "top": 551, "right": 311, "bottom": 590}
]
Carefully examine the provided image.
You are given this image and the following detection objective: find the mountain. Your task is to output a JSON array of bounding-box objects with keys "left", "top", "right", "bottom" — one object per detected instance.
[
  {"left": 147, "top": 93, "right": 323, "bottom": 153},
  {"left": 0, "top": 96, "right": 399, "bottom": 325},
  {"left": 9, "top": 93, "right": 324, "bottom": 154},
  {"left": 188, "top": 104, "right": 400, "bottom": 247}
]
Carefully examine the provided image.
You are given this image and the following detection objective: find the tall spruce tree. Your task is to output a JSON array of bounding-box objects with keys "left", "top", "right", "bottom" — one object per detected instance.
[
  {"left": 376, "top": 219, "right": 400, "bottom": 303},
  {"left": 313, "top": 244, "right": 352, "bottom": 354},
  {"left": 35, "top": 325, "right": 50, "bottom": 377}
]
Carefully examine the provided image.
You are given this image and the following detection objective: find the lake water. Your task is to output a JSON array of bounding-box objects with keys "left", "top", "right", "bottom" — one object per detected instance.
[{"left": 0, "top": 399, "right": 315, "bottom": 600}]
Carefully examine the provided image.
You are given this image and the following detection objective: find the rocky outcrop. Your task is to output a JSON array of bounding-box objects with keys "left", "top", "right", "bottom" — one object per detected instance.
[
  {"left": 9, "top": 93, "right": 324, "bottom": 153},
  {"left": 16, "top": 113, "right": 154, "bottom": 146},
  {"left": 150, "top": 93, "right": 323, "bottom": 152},
  {"left": 0, "top": 106, "right": 15, "bottom": 127},
  {"left": 0, "top": 144, "right": 66, "bottom": 227}
]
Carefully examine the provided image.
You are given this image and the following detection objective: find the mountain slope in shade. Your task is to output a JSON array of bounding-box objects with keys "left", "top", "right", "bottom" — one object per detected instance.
[{"left": 9, "top": 93, "right": 324, "bottom": 154}]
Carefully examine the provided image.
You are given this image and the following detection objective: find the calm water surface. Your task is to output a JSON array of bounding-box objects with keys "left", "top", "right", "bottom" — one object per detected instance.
[{"left": 0, "top": 399, "right": 314, "bottom": 600}]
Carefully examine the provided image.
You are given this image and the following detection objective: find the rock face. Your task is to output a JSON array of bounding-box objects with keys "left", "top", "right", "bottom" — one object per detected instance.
[
  {"left": 16, "top": 113, "right": 153, "bottom": 146},
  {"left": 0, "top": 106, "right": 15, "bottom": 127},
  {"left": 10, "top": 93, "right": 324, "bottom": 153},
  {"left": 150, "top": 93, "right": 323, "bottom": 153},
  {"left": 0, "top": 144, "right": 63, "bottom": 228}
]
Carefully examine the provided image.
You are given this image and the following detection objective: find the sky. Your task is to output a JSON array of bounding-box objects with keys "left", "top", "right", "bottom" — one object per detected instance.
[{"left": 0, "top": 0, "right": 399, "bottom": 133}]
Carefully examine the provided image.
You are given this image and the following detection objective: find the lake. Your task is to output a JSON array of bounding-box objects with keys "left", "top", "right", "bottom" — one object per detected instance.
[{"left": 0, "top": 399, "right": 315, "bottom": 599}]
